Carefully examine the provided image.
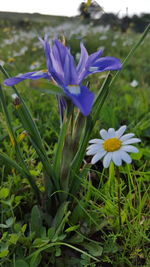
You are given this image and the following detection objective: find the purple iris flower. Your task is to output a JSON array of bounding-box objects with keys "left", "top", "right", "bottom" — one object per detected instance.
[{"left": 4, "top": 36, "right": 122, "bottom": 116}]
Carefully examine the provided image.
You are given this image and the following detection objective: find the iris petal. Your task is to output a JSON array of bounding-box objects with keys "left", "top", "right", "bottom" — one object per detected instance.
[
  {"left": 64, "top": 53, "right": 78, "bottom": 85},
  {"left": 4, "top": 71, "right": 50, "bottom": 86},
  {"left": 64, "top": 85, "right": 94, "bottom": 116},
  {"left": 77, "top": 42, "right": 88, "bottom": 74},
  {"left": 91, "top": 56, "right": 122, "bottom": 72}
]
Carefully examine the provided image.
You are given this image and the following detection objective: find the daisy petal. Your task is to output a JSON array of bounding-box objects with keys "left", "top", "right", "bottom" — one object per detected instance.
[
  {"left": 91, "top": 151, "right": 107, "bottom": 164},
  {"left": 87, "top": 144, "right": 102, "bottom": 150},
  {"left": 120, "top": 151, "right": 132, "bottom": 164},
  {"left": 100, "top": 129, "right": 109, "bottom": 140},
  {"left": 89, "top": 139, "right": 104, "bottom": 144},
  {"left": 122, "top": 138, "right": 141, "bottom": 145},
  {"left": 103, "top": 152, "right": 112, "bottom": 168},
  {"left": 112, "top": 151, "right": 122, "bottom": 166},
  {"left": 120, "top": 133, "right": 135, "bottom": 142},
  {"left": 115, "top": 125, "right": 127, "bottom": 138},
  {"left": 108, "top": 128, "right": 116, "bottom": 138},
  {"left": 86, "top": 149, "right": 98, "bottom": 155},
  {"left": 121, "top": 145, "right": 139, "bottom": 153},
  {"left": 86, "top": 146, "right": 104, "bottom": 155}
]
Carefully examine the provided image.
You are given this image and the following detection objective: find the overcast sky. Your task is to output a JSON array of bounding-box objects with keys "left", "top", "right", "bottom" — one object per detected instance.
[{"left": 0, "top": 0, "right": 150, "bottom": 16}]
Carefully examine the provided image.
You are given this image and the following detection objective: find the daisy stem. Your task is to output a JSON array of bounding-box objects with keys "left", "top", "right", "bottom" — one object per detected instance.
[{"left": 116, "top": 167, "right": 122, "bottom": 230}]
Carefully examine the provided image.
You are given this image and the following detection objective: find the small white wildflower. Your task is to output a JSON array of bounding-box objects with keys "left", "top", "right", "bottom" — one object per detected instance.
[
  {"left": 99, "top": 35, "right": 108, "bottom": 41},
  {"left": 29, "top": 61, "right": 41, "bottom": 70},
  {"left": 87, "top": 125, "right": 141, "bottom": 168},
  {"left": 130, "top": 80, "right": 139, "bottom": 88},
  {"left": 111, "top": 41, "right": 116, "bottom": 47},
  {"left": 0, "top": 60, "right": 5, "bottom": 66}
]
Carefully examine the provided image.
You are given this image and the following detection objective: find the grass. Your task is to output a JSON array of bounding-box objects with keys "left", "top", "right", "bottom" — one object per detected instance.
[{"left": 0, "top": 13, "right": 150, "bottom": 266}]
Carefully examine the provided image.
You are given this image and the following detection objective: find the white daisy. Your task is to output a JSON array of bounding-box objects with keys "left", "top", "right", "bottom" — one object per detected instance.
[{"left": 86, "top": 125, "right": 141, "bottom": 168}]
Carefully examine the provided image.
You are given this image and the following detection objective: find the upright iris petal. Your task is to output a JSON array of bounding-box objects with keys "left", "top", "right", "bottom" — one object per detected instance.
[{"left": 4, "top": 36, "right": 122, "bottom": 116}]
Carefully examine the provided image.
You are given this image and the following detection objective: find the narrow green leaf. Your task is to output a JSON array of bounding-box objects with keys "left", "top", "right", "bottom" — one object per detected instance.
[
  {"left": 15, "top": 260, "right": 29, "bottom": 267},
  {"left": 83, "top": 242, "right": 103, "bottom": 257},
  {"left": 27, "top": 242, "right": 99, "bottom": 262},
  {"left": 31, "top": 205, "right": 42, "bottom": 237},
  {"left": 52, "top": 201, "right": 69, "bottom": 231}
]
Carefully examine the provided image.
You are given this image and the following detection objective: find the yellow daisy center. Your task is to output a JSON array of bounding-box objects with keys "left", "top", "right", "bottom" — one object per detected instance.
[{"left": 103, "top": 138, "right": 121, "bottom": 152}]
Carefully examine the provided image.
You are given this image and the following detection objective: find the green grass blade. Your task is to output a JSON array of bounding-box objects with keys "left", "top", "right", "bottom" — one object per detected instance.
[{"left": 27, "top": 241, "right": 99, "bottom": 262}]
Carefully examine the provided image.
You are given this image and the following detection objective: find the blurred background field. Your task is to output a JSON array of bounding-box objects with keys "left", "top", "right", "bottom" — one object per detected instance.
[{"left": 0, "top": 5, "right": 150, "bottom": 266}]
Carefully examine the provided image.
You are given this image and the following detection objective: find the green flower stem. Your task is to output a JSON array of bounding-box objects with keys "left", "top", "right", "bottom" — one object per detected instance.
[
  {"left": 53, "top": 114, "right": 69, "bottom": 180},
  {"left": 116, "top": 167, "right": 122, "bottom": 229}
]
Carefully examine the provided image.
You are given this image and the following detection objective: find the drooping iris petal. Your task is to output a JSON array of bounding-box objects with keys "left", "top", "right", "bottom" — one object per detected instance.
[
  {"left": 64, "top": 85, "right": 94, "bottom": 116},
  {"left": 4, "top": 71, "right": 50, "bottom": 86},
  {"left": 89, "top": 56, "right": 122, "bottom": 73}
]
